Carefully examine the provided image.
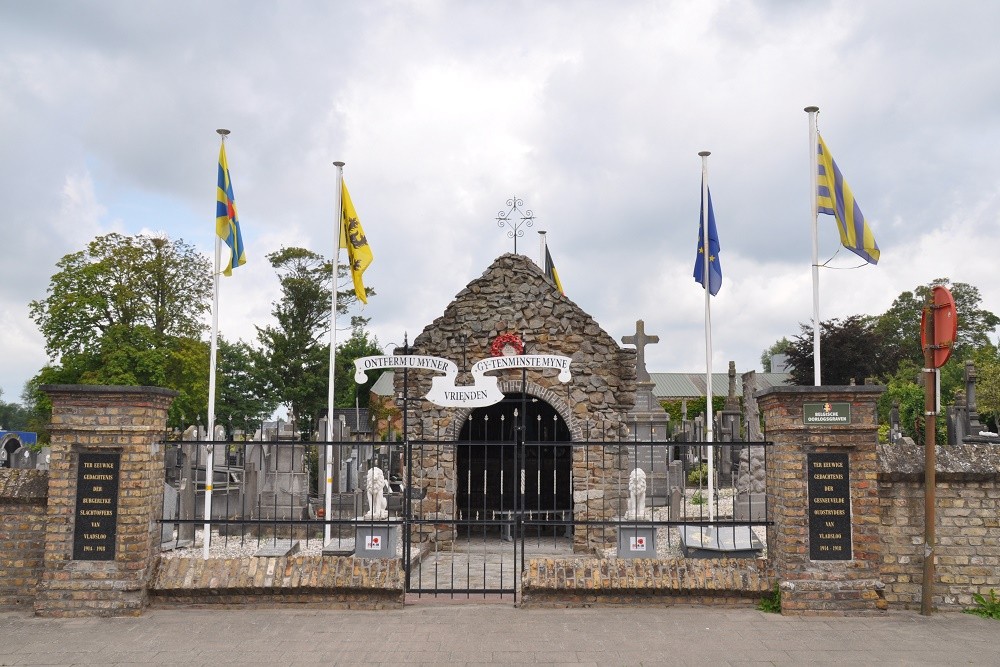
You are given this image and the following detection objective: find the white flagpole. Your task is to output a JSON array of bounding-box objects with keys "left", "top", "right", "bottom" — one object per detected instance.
[
  {"left": 699, "top": 150, "right": 715, "bottom": 523},
  {"left": 538, "top": 230, "right": 547, "bottom": 268},
  {"left": 806, "top": 105, "right": 821, "bottom": 386},
  {"left": 204, "top": 128, "right": 229, "bottom": 559},
  {"left": 325, "top": 160, "right": 345, "bottom": 544}
]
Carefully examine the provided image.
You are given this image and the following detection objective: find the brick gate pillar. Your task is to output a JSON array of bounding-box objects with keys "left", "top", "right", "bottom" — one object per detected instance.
[
  {"left": 35, "top": 385, "right": 176, "bottom": 617},
  {"left": 757, "top": 385, "right": 886, "bottom": 615}
]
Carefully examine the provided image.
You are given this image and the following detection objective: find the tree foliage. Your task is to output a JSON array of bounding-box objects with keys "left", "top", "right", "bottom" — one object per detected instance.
[
  {"left": 253, "top": 247, "right": 375, "bottom": 436},
  {"left": 874, "top": 278, "right": 1000, "bottom": 372},
  {"left": 334, "top": 327, "right": 384, "bottom": 410},
  {"left": 215, "top": 338, "right": 277, "bottom": 437},
  {"left": 29, "top": 234, "right": 210, "bottom": 358},
  {"left": 24, "top": 233, "right": 215, "bottom": 439},
  {"left": 0, "top": 389, "right": 31, "bottom": 431},
  {"left": 785, "top": 315, "right": 890, "bottom": 386}
]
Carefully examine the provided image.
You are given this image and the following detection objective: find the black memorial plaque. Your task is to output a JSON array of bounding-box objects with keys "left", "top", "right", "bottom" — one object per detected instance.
[
  {"left": 807, "top": 452, "right": 852, "bottom": 560},
  {"left": 73, "top": 452, "right": 120, "bottom": 560}
]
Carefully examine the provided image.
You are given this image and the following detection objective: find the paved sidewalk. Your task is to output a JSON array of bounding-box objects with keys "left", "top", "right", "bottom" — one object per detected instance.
[{"left": 1, "top": 604, "right": 995, "bottom": 665}]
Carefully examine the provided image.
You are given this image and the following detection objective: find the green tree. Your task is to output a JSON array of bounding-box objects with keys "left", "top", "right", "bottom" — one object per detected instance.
[
  {"left": 785, "top": 315, "right": 890, "bottom": 386},
  {"left": 334, "top": 327, "right": 384, "bottom": 409},
  {"left": 971, "top": 345, "right": 1000, "bottom": 433},
  {"left": 29, "top": 234, "right": 210, "bottom": 358},
  {"left": 254, "top": 247, "right": 374, "bottom": 435},
  {"left": 216, "top": 338, "right": 277, "bottom": 437},
  {"left": 0, "top": 389, "right": 31, "bottom": 431},
  {"left": 24, "top": 233, "right": 215, "bottom": 439},
  {"left": 875, "top": 278, "right": 1000, "bottom": 371}
]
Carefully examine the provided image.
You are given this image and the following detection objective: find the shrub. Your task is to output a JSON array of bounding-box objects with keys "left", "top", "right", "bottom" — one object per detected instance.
[{"left": 758, "top": 583, "right": 781, "bottom": 613}]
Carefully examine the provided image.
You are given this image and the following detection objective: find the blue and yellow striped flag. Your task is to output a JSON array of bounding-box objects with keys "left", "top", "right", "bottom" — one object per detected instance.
[
  {"left": 339, "top": 180, "right": 372, "bottom": 303},
  {"left": 216, "top": 142, "right": 246, "bottom": 275},
  {"left": 816, "top": 135, "right": 879, "bottom": 265}
]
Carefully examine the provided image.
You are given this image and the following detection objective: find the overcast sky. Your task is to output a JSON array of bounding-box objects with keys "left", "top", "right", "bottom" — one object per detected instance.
[{"left": 2, "top": 0, "right": 1000, "bottom": 404}]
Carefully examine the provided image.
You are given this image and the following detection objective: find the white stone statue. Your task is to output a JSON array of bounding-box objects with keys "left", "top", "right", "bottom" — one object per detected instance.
[
  {"left": 363, "top": 466, "right": 390, "bottom": 520},
  {"left": 626, "top": 468, "right": 647, "bottom": 519}
]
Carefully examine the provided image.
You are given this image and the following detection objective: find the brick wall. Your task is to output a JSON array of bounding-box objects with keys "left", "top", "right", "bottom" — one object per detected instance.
[
  {"left": 878, "top": 442, "right": 1000, "bottom": 610},
  {"left": 0, "top": 469, "right": 48, "bottom": 608},
  {"left": 35, "top": 385, "right": 175, "bottom": 617},
  {"left": 758, "top": 386, "right": 886, "bottom": 615}
]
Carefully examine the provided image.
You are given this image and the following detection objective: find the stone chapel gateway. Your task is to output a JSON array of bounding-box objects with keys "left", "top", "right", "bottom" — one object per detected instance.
[{"left": 391, "top": 252, "right": 638, "bottom": 552}]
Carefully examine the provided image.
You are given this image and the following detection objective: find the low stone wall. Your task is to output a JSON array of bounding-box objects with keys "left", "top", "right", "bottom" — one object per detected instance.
[
  {"left": 878, "top": 442, "right": 1000, "bottom": 610},
  {"left": 520, "top": 557, "right": 774, "bottom": 607},
  {"left": 0, "top": 469, "right": 49, "bottom": 609},
  {"left": 151, "top": 555, "right": 405, "bottom": 609}
]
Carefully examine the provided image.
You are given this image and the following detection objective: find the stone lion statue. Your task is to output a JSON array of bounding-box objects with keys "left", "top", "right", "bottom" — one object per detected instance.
[
  {"left": 363, "top": 466, "right": 390, "bottom": 520},
  {"left": 626, "top": 468, "right": 647, "bottom": 519}
]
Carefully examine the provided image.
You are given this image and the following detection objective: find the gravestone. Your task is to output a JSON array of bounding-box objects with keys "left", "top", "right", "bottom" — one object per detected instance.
[
  {"left": 161, "top": 482, "right": 178, "bottom": 546},
  {"left": 735, "top": 371, "right": 766, "bottom": 522},
  {"left": 621, "top": 320, "right": 673, "bottom": 502}
]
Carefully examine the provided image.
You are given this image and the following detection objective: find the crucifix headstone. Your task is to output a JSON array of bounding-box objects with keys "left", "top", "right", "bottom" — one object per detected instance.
[{"left": 622, "top": 320, "right": 659, "bottom": 383}]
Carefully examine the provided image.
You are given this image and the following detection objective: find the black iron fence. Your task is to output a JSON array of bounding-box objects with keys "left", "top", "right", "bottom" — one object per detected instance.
[{"left": 158, "top": 433, "right": 771, "bottom": 598}]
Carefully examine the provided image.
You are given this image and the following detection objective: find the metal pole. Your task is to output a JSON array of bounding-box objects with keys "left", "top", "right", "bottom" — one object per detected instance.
[
  {"left": 699, "top": 150, "right": 715, "bottom": 522},
  {"left": 402, "top": 334, "right": 411, "bottom": 593},
  {"left": 325, "top": 160, "right": 345, "bottom": 544},
  {"left": 921, "top": 294, "right": 937, "bottom": 615},
  {"left": 805, "top": 106, "right": 822, "bottom": 386},
  {"left": 204, "top": 128, "right": 229, "bottom": 558}
]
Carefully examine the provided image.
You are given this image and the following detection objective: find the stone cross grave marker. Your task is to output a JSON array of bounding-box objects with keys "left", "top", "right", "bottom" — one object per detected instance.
[{"left": 621, "top": 319, "right": 659, "bottom": 383}]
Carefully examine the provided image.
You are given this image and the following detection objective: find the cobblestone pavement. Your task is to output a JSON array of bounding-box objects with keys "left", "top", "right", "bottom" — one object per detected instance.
[{"left": 1, "top": 605, "right": 996, "bottom": 665}]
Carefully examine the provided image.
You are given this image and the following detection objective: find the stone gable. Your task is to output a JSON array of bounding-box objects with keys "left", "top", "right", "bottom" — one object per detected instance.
[{"left": 396, "top": 253, "right": 636, "bottom": 440}]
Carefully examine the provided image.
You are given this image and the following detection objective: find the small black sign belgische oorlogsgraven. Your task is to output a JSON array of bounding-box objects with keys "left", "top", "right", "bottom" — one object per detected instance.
[
  {"left": 73, "top": 451, "right": 120, "bottom": 560},
  {"left": 807, "top": 452, "right": 852, "bottom": 560}
]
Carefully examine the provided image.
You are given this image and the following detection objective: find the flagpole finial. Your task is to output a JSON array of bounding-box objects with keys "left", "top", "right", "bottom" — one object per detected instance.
[
  {"left": 698, "top": 151, "right": 711, "bottom": 157},
  {"left": 333, "top": 161, "right": 345, "bottom": 167},
  {"left": 804, "top": 105, "right": 819, "bottom": 113},
  {"left": 216, "top": 129, "right": 230, "bottom": 136}
]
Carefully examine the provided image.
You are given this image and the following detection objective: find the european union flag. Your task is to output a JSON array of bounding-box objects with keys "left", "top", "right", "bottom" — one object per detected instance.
[
  {"left": 693, "top": 181, "right": 722, "bottom": 296},
  {"left": 816, "top": 135, "right": 879, "bottom": 265},
  {"left": 216, "top": 142, "right": 246, "bottom": 276}
]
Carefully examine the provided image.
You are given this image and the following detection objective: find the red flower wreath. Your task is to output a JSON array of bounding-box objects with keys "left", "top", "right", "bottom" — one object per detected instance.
[{"left": 490, "top": 333, "right": 524, "bottom": 357}]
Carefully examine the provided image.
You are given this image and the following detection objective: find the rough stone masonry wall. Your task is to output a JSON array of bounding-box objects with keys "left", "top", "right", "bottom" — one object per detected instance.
[
  {"left": 878, "top": 442, "right": 1000, "bottom": 610},
  {"left": 0, "top": 469, "right": 48, "bottom": 608},
  {"left": 151, "top": 555, "right": 404, "bottom": 609},
  {"left": 397, "top": 254, "right": 637, "bottom": 553},
  {"left": 520, "top": 557, "right": 774, "bottom": 607}
]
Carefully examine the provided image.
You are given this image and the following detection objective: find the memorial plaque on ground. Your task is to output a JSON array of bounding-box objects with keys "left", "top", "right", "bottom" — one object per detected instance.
[
  {"left": 73, "top": 452, "right": 120, "bottom": 560},
  {"left": 807, "top": 452, "right": 851, "bottom": 560}
]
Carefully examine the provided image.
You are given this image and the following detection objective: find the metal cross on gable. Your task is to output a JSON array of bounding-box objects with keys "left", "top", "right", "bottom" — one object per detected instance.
[{"left": 495, "top": 196, "right": 535, "bottom": 253}]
